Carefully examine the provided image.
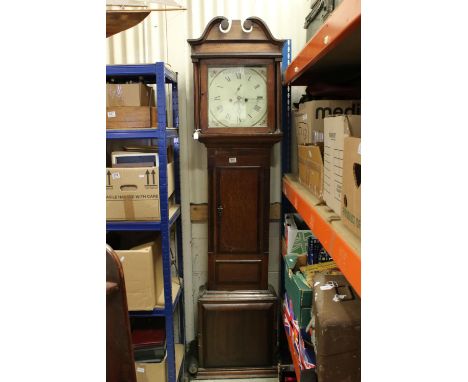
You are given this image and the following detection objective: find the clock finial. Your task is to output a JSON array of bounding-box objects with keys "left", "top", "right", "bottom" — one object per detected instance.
[
  {"left": 242, "top": 19, "right": 253, "bottom": 33},
  {"left": 219, "top": 18, "right": 231, "bottom": 33}
]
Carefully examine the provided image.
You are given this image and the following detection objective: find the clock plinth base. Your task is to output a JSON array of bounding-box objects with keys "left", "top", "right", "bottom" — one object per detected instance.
[{"left": 197, "top": 287, "right": 278, "bottom": 371}]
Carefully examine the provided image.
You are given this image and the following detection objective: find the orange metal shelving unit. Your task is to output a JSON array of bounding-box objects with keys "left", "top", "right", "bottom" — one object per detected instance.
[
  {"left": 284, "top": 0, "right": 361, "bottom": 86},
  {"left": 283, "top": 174, "right": 361, "bottom": 296},
  {"left": 281, "top": 0, "right": 361, "bottom": 297}
]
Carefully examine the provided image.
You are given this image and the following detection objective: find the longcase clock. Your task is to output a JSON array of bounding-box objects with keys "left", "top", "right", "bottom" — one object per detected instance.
[{"left": 188, "top": 16, "right": 284, "bottom": 376}]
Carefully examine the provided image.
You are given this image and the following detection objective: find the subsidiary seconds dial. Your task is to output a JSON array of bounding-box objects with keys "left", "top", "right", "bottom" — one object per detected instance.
[{"left": 208, "top": 66, "right": 268, "bottom": 128}]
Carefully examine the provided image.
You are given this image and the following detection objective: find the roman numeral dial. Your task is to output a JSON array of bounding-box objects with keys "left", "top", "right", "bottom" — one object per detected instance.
[{"left": 208, "top": 66, "right": 268, "bottom": 128}]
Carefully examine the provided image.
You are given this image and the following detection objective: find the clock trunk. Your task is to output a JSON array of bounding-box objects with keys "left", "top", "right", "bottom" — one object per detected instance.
[{"left": 207, "top": 146, "right": 270, "bottom": 290}]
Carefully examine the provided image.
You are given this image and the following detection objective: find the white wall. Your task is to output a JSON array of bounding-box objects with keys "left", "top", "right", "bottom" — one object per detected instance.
[{"left": 107, "top": 0, "right": 310, "bottom": 341}]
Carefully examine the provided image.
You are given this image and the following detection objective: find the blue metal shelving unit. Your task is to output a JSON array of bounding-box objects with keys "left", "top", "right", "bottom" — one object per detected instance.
[
  {"left": 280, "top": 40, "right": 292, "bottom": 294},
  {"left": 106, "top": 62, "right": 184, "bottom": 382}
]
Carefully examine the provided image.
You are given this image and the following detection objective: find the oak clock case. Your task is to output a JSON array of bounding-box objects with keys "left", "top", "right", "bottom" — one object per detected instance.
[{"left": 188, "top": 17, "right": 284, "bottom": 376}]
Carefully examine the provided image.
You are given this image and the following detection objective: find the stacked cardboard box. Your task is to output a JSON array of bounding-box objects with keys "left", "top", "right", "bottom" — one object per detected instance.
[
  {"left": 106, "top": 147, "right": 174, "bottom": 221},
  {"left": 323, "top": 115, "right": 361, "bottom": 216},
  {"left": 114, "top": 240, "right": 163, "bottom": 311},
  {"left": 295, "top": 100, "right": 360, "bottom": 200},
  {"left": 342, "top": 137, "right": 361, "bottom": 237},
  {"left": 106, "top": 83, "right": 157, "bottom": 129}
]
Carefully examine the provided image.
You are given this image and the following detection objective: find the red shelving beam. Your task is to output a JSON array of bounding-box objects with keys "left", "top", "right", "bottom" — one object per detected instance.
[
  {"left": 283, "top": 174, "right": 361, "bottom": 296},
  {"left": 284, "top": 0, "right": 361, "bottom": 85}
]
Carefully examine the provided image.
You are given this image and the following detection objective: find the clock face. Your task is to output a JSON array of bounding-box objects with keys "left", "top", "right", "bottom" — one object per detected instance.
[{"left": 208, "top": 66, "right": 268, "bottom": 128}]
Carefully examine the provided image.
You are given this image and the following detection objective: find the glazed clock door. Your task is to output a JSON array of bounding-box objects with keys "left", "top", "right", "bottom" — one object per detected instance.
[
  {"left": 208, "top": 66, "right": 268, "bottom": 128},
  {"left": 208, "top": 148, "right": 270, "bottom": 291},
  {"left": 198, "top": 59, "right": 276, "bottom": 135}
]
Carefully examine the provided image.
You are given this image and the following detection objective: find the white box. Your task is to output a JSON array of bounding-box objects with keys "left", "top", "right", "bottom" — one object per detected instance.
[
  {"left": 111, "top": 151, "right": 159, "bottom": 167},
  {"left": 323, "top": 115, "right": 361, "bottom": 215},
  {"left": 284, "top": 213, "right": 313, "bottom": 256}
]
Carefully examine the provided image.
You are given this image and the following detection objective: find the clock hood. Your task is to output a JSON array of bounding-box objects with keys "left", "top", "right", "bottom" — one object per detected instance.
[{"left": 187, "top": 16, "right": 286, "bottom": 60}]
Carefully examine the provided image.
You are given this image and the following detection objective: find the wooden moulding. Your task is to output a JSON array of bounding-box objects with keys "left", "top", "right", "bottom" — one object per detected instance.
[{"left": 190, "top": 202, "right": 281, "bottom": 222}]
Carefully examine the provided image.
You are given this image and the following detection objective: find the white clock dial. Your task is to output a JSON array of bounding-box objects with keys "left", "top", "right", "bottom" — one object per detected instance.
[{"left": 208, "top": 66, "right": 268, "bottom": 128}]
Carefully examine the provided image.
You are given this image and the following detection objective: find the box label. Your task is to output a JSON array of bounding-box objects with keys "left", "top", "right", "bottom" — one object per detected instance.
[{"left": 107, "top": 111, "right": 116, "bottom": 118}]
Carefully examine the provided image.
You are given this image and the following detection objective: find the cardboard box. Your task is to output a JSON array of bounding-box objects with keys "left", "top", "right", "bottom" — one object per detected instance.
[
  {"left": 106, "top": 83, "right": 153, "bottom": 107},
  {"left": 284, "top": 254, "right": 313, "bottom": 329},
  {"left": 342, "top": 137, "right": 361, "bottom": 237},
  {"left": 298, "top": 144, "right": 324, "bottom": 200},
  {"left": 106, "top": 162, "right": 174, "bottom": 221},
  {"left": 284, "top": 213, "right": 313, "bottom": 256},
  {"left": 323, "top": 115, "right": 361, "bottom": 215},
  {"left": 106, "top": 106, "right": 158, "bottom": 129},
  {"left": 295, "top": 100, "right": 361, "bottom": 145},
  {"left": 115, "top": 240, "right": 162, "bottom": 311},
  {"left": 135, "top": 344, "right": 184, "bottom": 382}
]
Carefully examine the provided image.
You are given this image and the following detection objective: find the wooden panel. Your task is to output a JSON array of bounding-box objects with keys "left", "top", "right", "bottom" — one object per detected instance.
[
  {"left": 217, "top": 166, "right": 260, "bottom": 254},
  {"left": 198, "top": 289, "right": 277, "bottom": 369},
  {"left": 215, "top": 259, "right": 262, "bottom": 289},
  {"left": 209, "top": 253, "right": 267, "bottom": 291},
  {"left": 190, "top": 203, "right": 209, "bottom": 222}
]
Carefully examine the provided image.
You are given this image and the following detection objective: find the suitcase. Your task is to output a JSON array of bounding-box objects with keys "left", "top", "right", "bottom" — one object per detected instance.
[
  {"left": 311, "top": 273, "right": 360, "bottom": 382},
  {"left": 304, "top": 0, "right": 342, "bottom": 41}
]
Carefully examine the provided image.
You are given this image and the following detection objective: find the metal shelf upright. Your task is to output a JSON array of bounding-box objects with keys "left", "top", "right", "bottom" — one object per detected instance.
[{"left": 106, "top": 61, "right": 185, "bottom": 382}]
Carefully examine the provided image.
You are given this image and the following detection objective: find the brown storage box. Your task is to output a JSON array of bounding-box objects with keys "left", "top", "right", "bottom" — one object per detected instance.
[
  {"left": 114, "top": 240, "right": 162, "bottom": 311},
  {"left": 106, "top": 83, "right": 153, "bottom": 107},
  {"left": 342, "top": 137, "right": 361, "bottom": 237},
  {"left": 323, "top": 115, "right": 361, "bottom": 216},
  {"left": 106, "top": 162, "right": 174, "bottom": 221},
  {"left": 295, "top": 100, "right": 361, "bottom": 145},
  {"left": 135, "top": 344, "right": 184, "bottom": 382},
  {"left": 298, "top": 144, "right": 324, "bottom": 200},
  {"left": 106, "top": 106, "right": 158, "bottom": 129}
]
